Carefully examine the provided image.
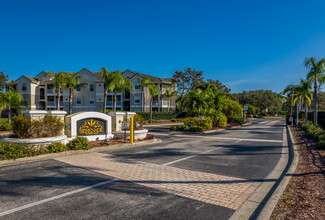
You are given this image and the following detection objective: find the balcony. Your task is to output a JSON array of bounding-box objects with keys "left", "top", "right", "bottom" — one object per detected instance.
[{"left": 162, "top": 100, "right": 169, "bottom": 106}]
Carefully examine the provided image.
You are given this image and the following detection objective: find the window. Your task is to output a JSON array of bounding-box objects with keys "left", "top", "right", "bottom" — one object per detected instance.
[
  {"left": 89, "top": 98, "right": 94, "bottom": 105},
  {"left": 77, "top": 98, "right": 81, "bottom": 105},
  {"left": 90, "top": 84, "right": 94, "bottom": 91},
  {"left": 98, "top": 83, "right": 102, "bottom": 87},
  {"left": 134, "top": 81, "right": 140, "bottom": 90},
  {"left": 117, "top": 95, "right": 121, "bottom": 105},
  {"left": 134, "top": 96, "right": 140, "bottom": 104},
  {"left": 47, "top": 84, "right": 53, "bottom": 90},
  {"left": 107, "top": 96, "right": 113, "bottom": 105},
  {"left": 22, "top": 83, "right": 27, "bottom": 91},
  {"left": 76, "top": 85, "right": 81, "bottom": 92},
  {"left": 47, "top": 96, "right": 54, "bottom": 101}
]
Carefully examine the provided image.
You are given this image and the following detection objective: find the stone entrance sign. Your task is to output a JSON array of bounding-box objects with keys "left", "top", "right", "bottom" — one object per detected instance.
[{"left": 65, "top": 112, "right": 112, "bottom": 141}]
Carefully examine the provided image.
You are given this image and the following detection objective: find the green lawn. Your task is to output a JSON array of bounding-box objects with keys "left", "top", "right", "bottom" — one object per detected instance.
[{"left": 0, "top": 118, "right": 8, "bottom": 124}]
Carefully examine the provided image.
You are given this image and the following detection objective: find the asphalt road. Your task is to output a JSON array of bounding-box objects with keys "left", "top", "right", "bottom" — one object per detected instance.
[{"left": 0, "top": 118, "right": 285, "bottom": 220}]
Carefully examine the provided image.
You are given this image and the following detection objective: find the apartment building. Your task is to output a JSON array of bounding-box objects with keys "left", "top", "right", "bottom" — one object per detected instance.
[{"left": 14, "top": 68, "right": 176, "bottom": 113}]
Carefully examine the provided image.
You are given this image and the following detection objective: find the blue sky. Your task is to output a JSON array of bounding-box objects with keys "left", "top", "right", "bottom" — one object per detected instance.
[{"left": 1, "top": 0, "right": 325, "bottom": 93}]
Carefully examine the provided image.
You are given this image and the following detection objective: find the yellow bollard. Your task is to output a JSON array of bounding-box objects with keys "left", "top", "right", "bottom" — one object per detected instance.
[{"left": 130, "top": 117, "right": 134, "bottom": 144}]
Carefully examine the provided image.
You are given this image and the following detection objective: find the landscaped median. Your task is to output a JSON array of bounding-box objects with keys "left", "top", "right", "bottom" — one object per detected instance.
[
  {"left": 170, "top": 115, "right": 246, "bottom": 132},
  {"left": 0, "top": 135, "right": 157, "bottom": 162}
]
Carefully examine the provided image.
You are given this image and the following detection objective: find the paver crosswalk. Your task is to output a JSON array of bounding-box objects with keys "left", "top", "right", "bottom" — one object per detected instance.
[{"left": 56, "top": 152, "right": 260, "bottom": 210}]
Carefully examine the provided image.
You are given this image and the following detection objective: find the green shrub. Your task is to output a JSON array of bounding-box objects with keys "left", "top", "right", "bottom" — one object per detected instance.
[
  {"left": 182, "top": 125, "right": 190, "bottom": 131},
  {"left": 189, "top": 125, "right": 204, "bottom": 132},
  {"left": 137, "top": 111, "right": 179, "bottom": 120},
  {"left": 222, "top": 98, "right": 243, "bottom": 118},
  {"left": 170, "top": 125, "right": 177, "bottom": 131},
  {"left": 41, "top": 115, "right": 64, "bottom": 137},
  {"left": 228, "top": 116, "right": 245, "bottom": 125},
  {"left": 306, "top": 126, "right": 323, "bottom": 141},
  {"left": 134, "top": 114, "right": 145, "bottom": 130},
  {"left": 47, "top": 142, "right": 67, "bottom": 153},
  {"left": 183, "top": 117, "right": 213, "bottom": 130},
  {"left": 67, "top": 137, "right": 91, "bottom": 150},
  {"left": 12, "top": 115, "right": 64, "bottom": 138},
  {"left": 12, "top": 116, "right": 32, "bottom": 138},
  {"left": 0, "top": 141, "right": 47, "bottom": 160},
  {"left": 316, "top": 135, "right": 325, "bottom": 149},
  {"left": 171, "top": 118, "right": 184, "bottom": 122},
  {"left": 0, "top": 122, "right": 12, "bottom": 131},
  {"left": 210, "top": 111, "right": 227, "bottom": 128}
]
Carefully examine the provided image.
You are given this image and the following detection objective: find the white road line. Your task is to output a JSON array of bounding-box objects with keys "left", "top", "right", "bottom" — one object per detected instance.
[
  {"left": 0, "top": 179, "right": 118, "bottom": 217},
  {"left": 163, "top": 140, "right": 241, "bottom": 166}
]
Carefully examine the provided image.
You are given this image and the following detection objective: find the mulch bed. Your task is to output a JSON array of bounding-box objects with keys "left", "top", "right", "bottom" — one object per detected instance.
[
  {"left": 91, "top": 135, "right": 155, "bottom": 148},
  {"left": 270, "top": 126, "right": 325, "bottom": 219}
]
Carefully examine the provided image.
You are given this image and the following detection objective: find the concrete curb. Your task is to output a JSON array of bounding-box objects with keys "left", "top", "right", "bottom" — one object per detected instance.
[
  {"left": 230, "top": 122, "right": 299, "bottom": 220},
  {"left": 0, "top": 138, "right": 162, "bottom": 167}
]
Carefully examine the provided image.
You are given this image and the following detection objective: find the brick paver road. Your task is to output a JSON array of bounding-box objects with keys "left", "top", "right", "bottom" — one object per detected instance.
[{"left": 56, "top": 152, "right": 260, "bottom": 210}]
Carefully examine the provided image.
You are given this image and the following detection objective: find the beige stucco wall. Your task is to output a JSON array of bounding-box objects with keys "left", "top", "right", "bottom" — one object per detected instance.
[{"left": 16, "top": 69, "right": 175, "bottom": 113}]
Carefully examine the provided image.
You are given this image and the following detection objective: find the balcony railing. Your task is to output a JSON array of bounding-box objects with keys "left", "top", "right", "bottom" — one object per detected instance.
[{"left": 162, "top": 100, "right": 169, "bottom": 106}]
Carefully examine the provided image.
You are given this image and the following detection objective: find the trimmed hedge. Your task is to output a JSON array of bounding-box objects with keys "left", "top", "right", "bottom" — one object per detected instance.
[
  {"left": 47, "top": 142, "right": 68, "bottom": 153},
  {"left": 137, "top": 111, "right": 179, "bottom": 120},
  {"left": 0, "top": 123, "right": 12, "bottom": 131},
  {"left": 0, "top": 142, "right": 47, "bottom": 160},
  {"left": 183, "top": 117, "right": 213, "bottom": 130}
]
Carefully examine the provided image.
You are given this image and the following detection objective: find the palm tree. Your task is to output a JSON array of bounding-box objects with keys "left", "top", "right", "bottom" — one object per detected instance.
[
  {"left": 106, "top": 71, "right": 134, "bottom": 112},
  {"left": 148, "top": 83, "right": 160, "bottom": 123},
  {"left": 46, "top": 71, "right": 69, "bottom": 110},
  {"left": 164, "top": 87, "right": 177, "bottom": 111},
  {"left": 101, "top": 67, "right": 111, "bottom": 113},
  {"left": 187, "top": 89, "right": 209, "bottom": 117},
  {"left": 283, "top": 83, "right": 299, "bottom": 125},
  {"left": 2, "top": 91, "right": 25, "bottom": 123},
  {"left": 65, "top": 75, "right": 88, "bottom": 114},
  {"left": 305, "top": 57, "right": 325, "bottom": 126},
  {"left": 295, "top": 79, "right": 313, "bottom": 121},
  {"left": 138, "top": 76, "right": 151, "bottom": 112}
]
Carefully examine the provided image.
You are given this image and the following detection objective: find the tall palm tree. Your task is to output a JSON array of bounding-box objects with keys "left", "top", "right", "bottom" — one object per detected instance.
[
  {"left": 305, "top": 57, "right": 325, "bottom": 126},
  {"left": 164, "top": 87, "right": 177, "bottom": 111},
  {"left": 295, "top": 79, "right": 313, "bottom": 121},
  {"left": 138, "top": 76, "right": 151, "bottom": 112},
  {"left": 101, "top": 67, "right": 111, "bottom": 113},
  {"left": 148, "top": 83, "right": 160, "bottom": 123},
  {"left": 106, "top": 71, "right": 134, "bottom": 112},
  {"left": 2, "top": 90, "right": 25, "bottom": 123},
  {"left": 46, "top": 71, "right": 69, "bottom": 110},
  {"left": 283, "top": 83, "right": 299, "bottom": 125},
  {"left": 65, "top": 75, "right": 88, "bottom": 115}
]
